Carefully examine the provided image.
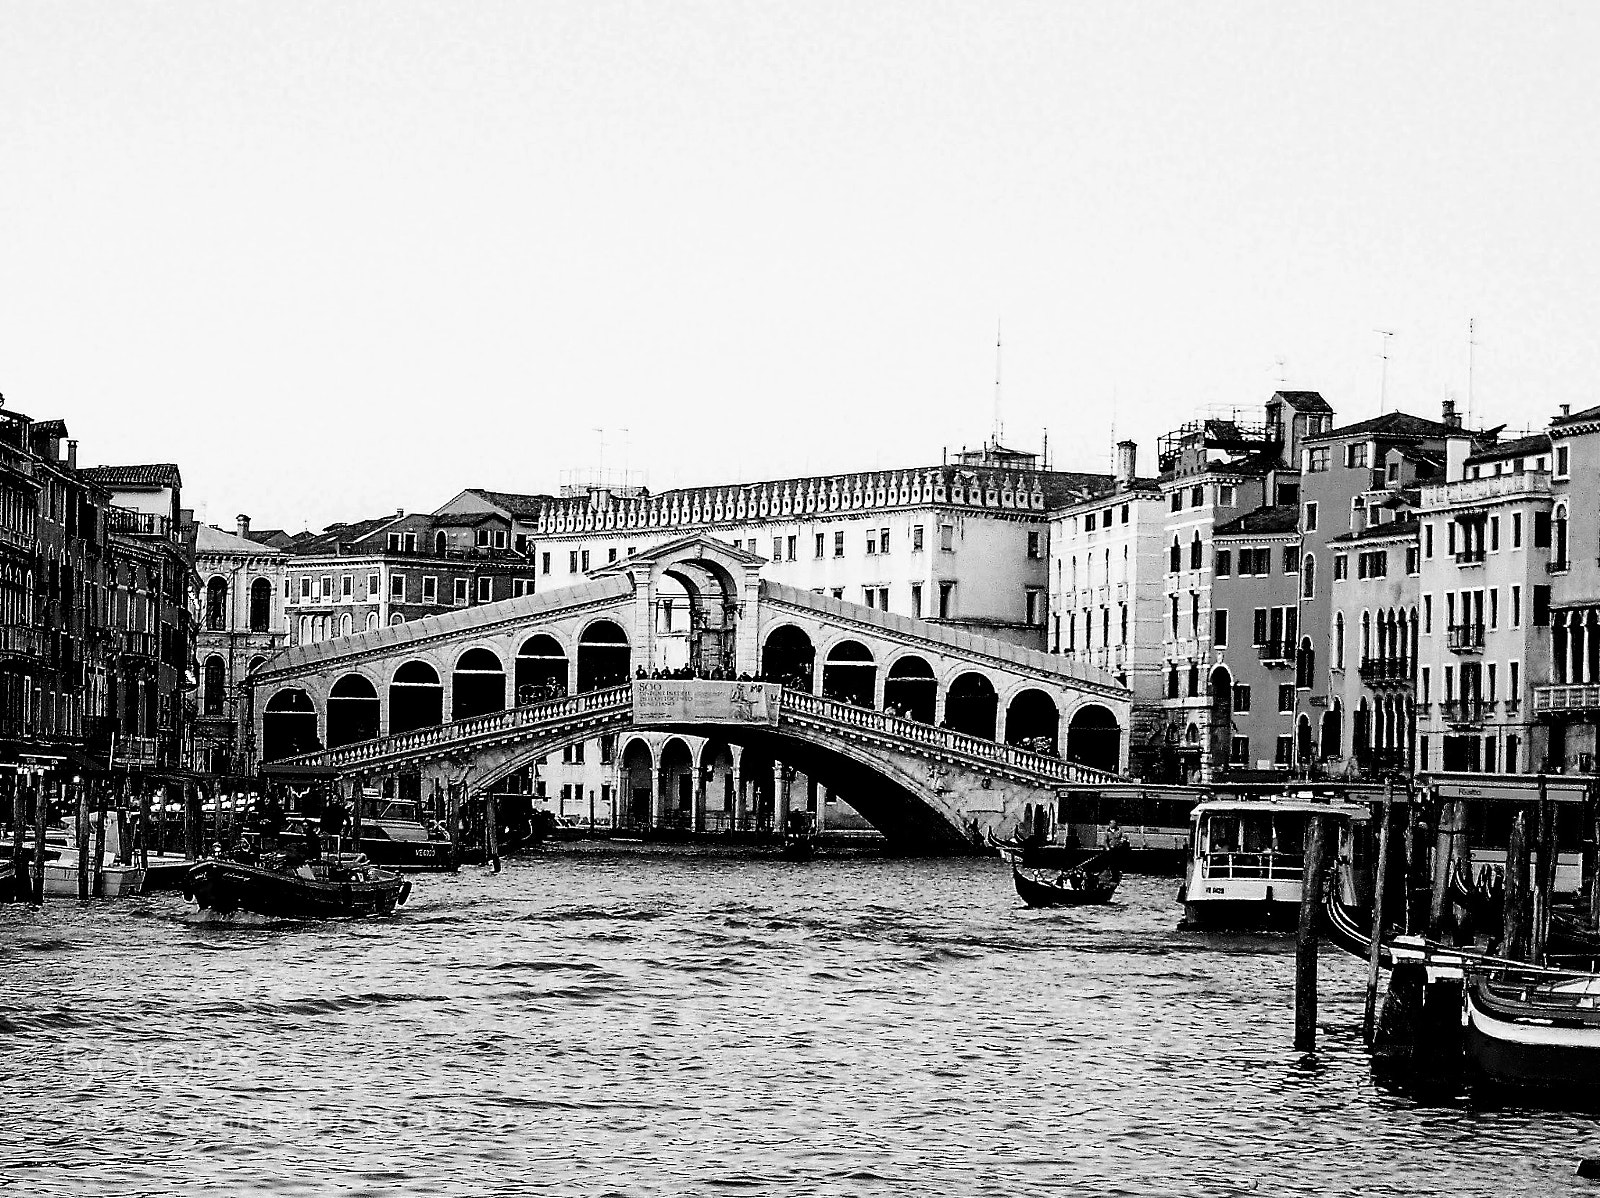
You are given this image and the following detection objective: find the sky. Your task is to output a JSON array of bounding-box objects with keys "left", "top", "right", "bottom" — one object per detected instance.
[{"left": 2, "top": 2, "right": 1597, "bottom": 533}]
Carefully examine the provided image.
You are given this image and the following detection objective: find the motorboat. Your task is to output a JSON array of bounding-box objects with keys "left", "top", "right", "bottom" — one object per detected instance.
[
  {"left": 1179, "top": 793, "right": 1371, "bottom": 930},
  {"left": 351, "top": 799, "right": 459, "bottom": 871},
  {"left": 186, "top": 850, "right": 410, "bottom": 919},
  {"left": 41, "top": 811, "right": 146, "bottom": 898}
]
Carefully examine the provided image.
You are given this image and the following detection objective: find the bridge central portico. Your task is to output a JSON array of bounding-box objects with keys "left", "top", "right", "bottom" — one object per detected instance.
[{"left": 250, "top": 535, "right": 1133, "bottom": 849}]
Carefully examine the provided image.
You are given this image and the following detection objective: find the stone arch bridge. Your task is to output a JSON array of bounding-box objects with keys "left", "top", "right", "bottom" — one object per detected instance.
[{"left": 249, "top": 536, "right": 1132, "bottom": 850}]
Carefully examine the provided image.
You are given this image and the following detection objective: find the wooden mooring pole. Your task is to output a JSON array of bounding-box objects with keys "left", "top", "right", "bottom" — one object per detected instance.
[
  {"left": 76, "top": 782, "right": 89, "bottom": 900},
  {"left": 486, "top": 788, "right": 501, "bottom": 873},
  {"left": 91, "top": 789, "right": 108, "bottom": 900},
  {"left": 1295, "top": 813, "right": 1331, "bottom": 1052},
  {"left": 1533, "top": 775, "right": 1556, "bottom": 965},
  {"left": 30, "top": 779, "right": 47, "bottom": 904},
  {"left": 1503, "top": 808, "right": 1530, "bottom": 961},
  {"left": 1364, "top": 785, "right": 1396, "bottom": 1046},
  {"left": 10, "top": 776, "right": 24, "bottom": 892}
]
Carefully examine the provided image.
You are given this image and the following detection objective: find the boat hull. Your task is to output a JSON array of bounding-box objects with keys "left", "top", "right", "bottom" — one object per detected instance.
[
  {"left": 355, "top": 835, "right": 458, "bottom": 871},
  {"left": 42, "top": 863, "right": 145, "bottom": 898},
  {"left": 1012, "top": 865, "right": 1119, "bottom": 907},
  {"left": 1465, "top": 978, "right": 1600, "bottom": 1091},
  {"left": 187, "top": 860, "right": 410, "bottom": 919},
  {"left": 1181, "top": 897, "right": 1302, "bottom": 932}
]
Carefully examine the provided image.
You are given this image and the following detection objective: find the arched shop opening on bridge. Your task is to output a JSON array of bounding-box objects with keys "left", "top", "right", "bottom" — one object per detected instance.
[
  {"left": 761, "top": 625, "right": 814, "bottom": 691},
  {"left": 657, "top": 737, "right": 695, "bottom": 830},
  {"left": 700, "top": 740, "right": 738, "bottom": 831},
  {"left": 883, "top": 655, "right": 936, "bottom": 722},
  {"left": 1067, "top": 704, "right": 1122, "bottom": 774},
  {"left": 390, "top": 661, "right": 443, "bottom": 734},
  {"left": 327, "top": 674, "right": 381, "bottom": 748},
  {"left": 577, "top": 620, "right": 630, "bottom": 692},
  {"left": 263, "top": 688, "right": 320, "bottom": 761},
  {"left": 618, "top": 738, "right": 655, "bottom": 831},
  {"left": 1003, "top": 688, "right": 1059, "bottom": 753},
  {"left": 452, "top": 647, "right": 506, "bottom": 721},
  {"left": 944, "top": 671, "right": 998, "bottom": 739},
  {"left": 515, "top": 634, "right": 568, "bottom": 704},
  {"left": 822, "top": 640, "right": 876, "bottom": 707}
]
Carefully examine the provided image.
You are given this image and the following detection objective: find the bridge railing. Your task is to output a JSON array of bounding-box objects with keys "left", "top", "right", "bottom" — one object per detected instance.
[
  {"left": 778, "top": 690, "right": 1125, "bottom": 784},
  {"left": 283, "top": 684, "right": 633, "bottom": 769}
]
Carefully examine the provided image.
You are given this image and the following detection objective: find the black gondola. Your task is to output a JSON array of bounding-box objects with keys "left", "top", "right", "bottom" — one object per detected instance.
[
  {"left": 1011, "top": 843, "right": 1127, "bottom": 907},
  {"left": 186, "top": 853, "right": 411, "bottom": 920}
]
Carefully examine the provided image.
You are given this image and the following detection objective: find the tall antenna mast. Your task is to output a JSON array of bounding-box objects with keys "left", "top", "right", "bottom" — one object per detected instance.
[
  {"left": 1374, "top": 329, "right": 1396, "bottom": 413},
  {"left": 1466, "top": 317, "right": 1477, "bottom": 428},
  {"left": 992, "top": 319, "right": 1003, "bottom": 445}
]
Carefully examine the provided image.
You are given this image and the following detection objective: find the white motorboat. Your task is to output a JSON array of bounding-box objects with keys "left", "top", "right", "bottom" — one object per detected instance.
[{"left": 42, "top": 811, "right": 146, "bottom": 898}]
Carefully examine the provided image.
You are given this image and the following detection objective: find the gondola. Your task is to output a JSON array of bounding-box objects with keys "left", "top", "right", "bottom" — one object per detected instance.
[
  {"left": 987, "top": 829, "right": 1106, "bottom": 872},
  {"left": 186, "top": 852, "right": 411, "bottom": 920},
  {"left": 1465, "top": 968, "right": 1600, "bottom": 1092},
  {"left": 1011, "top": 844, "right": 1127, "bottom": 908}
]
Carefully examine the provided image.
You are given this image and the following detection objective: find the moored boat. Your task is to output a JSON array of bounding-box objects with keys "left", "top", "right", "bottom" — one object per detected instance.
[
  {"left": 1179, "top": 793, "right": 1371, "bottom": 931},
  {"left": 186, "top": 852, "right": 410, "bottom": 919},
  {"left": 1465, "top": 969, "right": 1600, "bottom": 1092}
]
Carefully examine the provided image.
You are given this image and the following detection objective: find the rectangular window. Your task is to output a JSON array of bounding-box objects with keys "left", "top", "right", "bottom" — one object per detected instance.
[
  {"left": 1025, "top": 590, "right": 1042, "bottom": 625},
  {"left": 1512, "top": 513, "right": 1523, "bottom": 548},
  {"left": 912, "top": 525, "right": 924, "bottom": 552},
  {"left": 1532, "top": 585, "right": 1551, "bottom": 626},
  {"left": 832, "top": 531, "right": 844, "bottom": 558},
  {"left": 1307, "top": 446, "right": 1329, "bottom": 473},
  {"left": 1510, "top": 661, "right": 1520, "bottom": 703},
  {"left": 387, "top": 533, "right": 402, "bottom": 552},
  {"left": 910, "top": 584, "right": 922, "bottom": 618},
  {"left": 1170, "top": 492, "right": 1183, "bottom": 512},
  {"left": 1488, "top": 662, "right": 1498, "bottom": 703},
  {"left": 581, "top": 550, "right": 590, "bottom": 572},
  {"left": 608, "top": 548, "right": 618, "bottom": 563},
  {"left": 1252, "top": 608, "right": 1268, "bottom": 645},
  {"left": 1333, "top": 554, "right": 1348, "bottom": 581},
  {"left": 320, "top": 575, "right": 332, "bottom": 599},
  {"left": 1512, "top": 585, "right": 1522, "bottom": 627},
  {"left": 1231, "top": 736, "right": 1250, "bottom": 764},
  {"left": 816, "top": 533, "right": 826, "bottom": 559},
  {"left": 1489, "top": 588, "right": 1499, "bottom": 629},
  {"left": 421, "top": 576, "right": 437, "bottom": 603},
  {"left": 1027, "top": 531, "right": 1042, "bottom": 559},
  {"left": 367, "top": 573, "right": 380, "bottom": 599},
  {"left": 939, "top": 525, "right": 954, "bottom": 552},
  {"left": 541, "top": 552, "right": 551, "bottom": 575},
  {"left": 1214, "top": 549, "right": 1231, "bottom": 577},
  {"left": 1120, "top": 503, "right": 1130, "bottom": 524},
  {"left": 494, "top": 530, "right": 507, "bottom": 549},
  {"left": 1557, "top": 445, "right": 1571, "bottom": 478},
  {"left": 1275, "top": 735, "right": 1294, "bottom": 766},
  {"left": 476, "top": 529, "right": 491, "bottom": 547},
  {"left": 938, "top": 582, "right": 954, "bottom": 618},
  {"left": 1304, "top": 502, "right": 1318, "bottom": 531},
  {"left": 865, "top": 532, "right": 877, "bottom": 555},
  {"left": 787, "top": 535, "right": 797, "bottom": 560},
  {"left": 1490, "top": 516, "right": 1500, "bottom": 552},
  {"left": 1219, "top": 485, "right": 1235, "bottom": 507},
  {"left": 569, "top": 551, "right": 579, "bottom": 573},
  {"left": 404, "top": 532, "right": 417, "bottom": 553},
  {"left": 1232, "top": 683, "right": 1251, "bottom": 712},
  {"left": 1191, "top": 485, "right": 1204, "bottom": 507},
  {"left": 1346, "top": 443, "right": 1368, "bottom": 468},
  {"left": 773, "top": 537, "right": 783, "bottom": 561},
  {"left": 1425, "top": 524, "right": 1434, "bottom": 558},
  {"left": 477, "top": 577, "right": 492, "bottom": 602},
  {"left": 864, "top": 588, "right": 876, "bottom": 609},
  {"left": 880, "top": 528, "right": 890, "bottom": 554},
  {"left": 514, "top": 534, "right": 528, "bottom": 554},
  {"left": 1424, "top": 594, "right": 1433, "bottom": 633},
  {"left": 1283, "top": 547, "right": 1300, "bottom": 574},
  {"left": 1421, "top": 666, "right": 1431, "bottom": 704},
  {"left": 299, "top": 577, "right": 312, "bottom": 600},
  {"left": 454, "top": 578, "right": 468, "bottom": 605},
  {"left": 1405, "top": 546, "right": 1419, "bottom": 575},
  {"left": 512, "top": 579, "right": 530, "bottom": 597},
  {"left": 1534, "top": 512, "right": 1551, "bottom": 548},
  {"left": 1213, "top": 609, "right": 1229, "bottom": 647},
  {"left": 341, "top": 574, "right": 352, "bottom": 599},
  {"left": 391, "top": 575, "right": 406, "bottom": 602}
]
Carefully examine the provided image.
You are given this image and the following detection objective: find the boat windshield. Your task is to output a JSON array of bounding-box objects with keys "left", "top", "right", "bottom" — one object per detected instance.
[
  {"left": 1201, "top": 810, "right": 1309, "bottom": 881},
  {"left": 370, "top": 801, "right": 422, "bottom": 824}
]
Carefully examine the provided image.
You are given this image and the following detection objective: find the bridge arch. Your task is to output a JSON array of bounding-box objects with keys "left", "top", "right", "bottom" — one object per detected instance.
[
  {"left": 1002, "top": 688, "right": 1059, "bottom": 753},
  {"left": 515, "top": 634, "right": 569, "bottom": 704},
  {"left": 390, "top": 661, "right": 444, "bottom": 734},
  {"left": 883, "top": 653, "right": 936, "bottom": 722},
  {"left": 618, "top": 736, "right": 656, "bottom": 831},
  {"left": 327, "top": 673, "right": 381, "bottom": 748},
  {"left": 822, "top": 639, "right": 876, "bottom": 707},
  {"left": 761, "top": 624, "right": 815, "bottom": 691},
  {"left": 944, "top": 671, "right": 998, "bottom": 739},
  {"left": 577, "top": 619, "right": 630, "bottom": 692},
  {"left": 658, "top": 736, "right": 696, "bottom": 829},
  {"left": 262, "top": 688, "right": 320, "bottom": 762},
  {"left": 453, "top": 647, "right": 507, "bottom": 721},
  {"left": 1066, "top": 703, "right": 1122, "bottom": 774}
]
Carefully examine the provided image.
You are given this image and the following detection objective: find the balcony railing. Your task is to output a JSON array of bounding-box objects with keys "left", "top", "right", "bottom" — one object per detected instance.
[
  {"left": 0, "top": 623, "right": 45, "bottom": 661},
  {"left": 1257, "top": 641, "right": 1296, "bottom": 667},
  {"left": 1548, "top": 559, "right": 1571, "bottom": 574},
  {"left": 1447, "top": 623, "right": 1485, "bottom": 653},
  {"left": 1420, "top": 469, "right": 1553, "bottom": 512},
  {"left": 108, "top": 507, "right": 183, "bottom": 545},
  {"left": 119, "top": 629, "right": 159, "bottom": 659},
  {"left": 1358, "top": 656, "right": 1411, "bottom": 685},
  {"left": 1455, "top": 548, "right": 1486, "bottom": 566},
  {"left": 1535, "top": 685, "right": 1600, "bottom": 714},
  {"left": 1441, "top": 701, "right": 1487, "bottom": 727}
]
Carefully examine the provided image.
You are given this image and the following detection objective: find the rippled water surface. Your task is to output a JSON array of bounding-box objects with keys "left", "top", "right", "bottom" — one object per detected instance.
[{"left": 3, "top": 847, "right": 1598, "bottom": 1196}]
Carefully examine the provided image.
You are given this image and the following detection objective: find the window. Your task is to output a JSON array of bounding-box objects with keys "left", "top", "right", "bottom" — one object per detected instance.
[
  {"left": 815, "top": 533, "right": 826, "bottom": 559},
  {"left": 1026, "top": 590, "right": 1042, "bottom": 625},
  {"left": 1170, "top": 492, "right": 1183, "bottom": 512},
  {"left": 1304, "top": 502, "right": 1318, "bottom": 531},
  {"left": 1534, "top": 511, "right": 1551, "bottom": 548},
  {"left": 404, "top": 532, "right": 417, "bottom": 553},
  {"left": 1231, "top": 736, "right": 1251, "bottom": 764},
  {"left": 787, "top": 535, "right": 797, "bottom": 559},
  {"left": 1188, "top": 663, "right": 1200, "bottom": 697},
  {"left": 1357, "top": 550, "right": 1388, "bottom": 579},
  {"left": 1191, "top": 485, "right": 1204, "bottom": 507},
  {"left": 387, "top": 533, "right": 402, "bottom": 552},
  {"left": 514, "top": 534, "right": 528, "bottom": 554},
  {"left": 865, "top": 531, "right": 877, "bottom": 555},
  {"left": 541, "top": 552, "right": 551, "bottom": 575},
  {"left": 569, "top": 551, "right": 579, "bottom": 573},
  {"left": 1219, "top": 485, "right": 1235, "bottom": 507},
  {"left": 939, "top": 525, "right": 954, "bottom": 552},
  {"left": 1405, "top": 546, "right": 1419, "bottom": 575},
  {"left": 1301, "top": 556, "right": 1315, "bottom": 600},
  {"left": 773, "top": 536, "right": 783, "bottom": 561},
  {"left": 1512, "top": 513, "right": 1523, "bottom": 549},
  {"left": 476, "top": 529, "right": 491, "bottom": 548},
  {"left": 367, "top": 573, "right": 380, "bottom": 599},
  {"left": 477, "top": 577, "right": 492, "bottom": 602},
  {"left": 910, "top": 584, "right": 922, "bottom": 618},
  {"left": 1532, "top": 585, "right": 1551, "bottom": 626},
  {"left": 320, "top": 575, "right": 332, "bottom": 599},
  {"left": 1488, "top": 662, "right": 1498, "bottom": 703},
  {"left": 608, "top": 548, "right": 618, "bottom": 563},
  {"left": 1190, "top": 535, "right": 1203, "bottom": 570},
  {"left": 1511, "top": 585, "right": 1522, "bottom": 627},
  {"left": 912, "top": 525, "right": 924, "bottom": 552},
  {"left": 1490, "top": 516, "right": 1500, "bottom": 552},
  {"left": 880, "top": 528, "right": 890, "bottom": 554},
  {"left": 1027, "top": 531, "right": 1042, "bottom": 559},
  {"left": 1214, "top": 549, "right": 1232, "bottom": 576},
  {"left": 1167, "top": 665, "right": 1180, "bottom": 699},
  {"left": 938, "top": 582, "right": 954, "bottom": 618},
  {"left": 746, "top": 539, "right": 756, "bottom": 554},
  {"left": 341, "top": 574, "right": 352, "bottom": 599},
  {"left": 1283, "top": 547, "right": 1300, "bottom": 574},
  {"left": 1278, "top": 684, "right": 1296, "bottom": 714},
  {"left": 1169, "top": 538, "right": 1181, "bottom": 573},
  {"left": 454, "top": 578, "right": 468, "bottom": 605},
  {"left": 1557, "top": 445, "right": 1571, "bottom": 478},
  {"left": 1424, "top": 524, "right": 1434, "bottom": 558},
  {"left": 1489, "top": 589, "right": 1499, "bottom": 629},
  {"left": 513, "top": 579, "right": 530, "bottom": 597},
  {"left": 1333, "top": 554, "right": 1348, "bottom": 581},
  {"left": 1252, "top": 608, "right": 1268, "bottom": 645},
  {"left": 421, "top": 576, "right": 438, "bottom": 603},
  {"left": 835, "top": 531, "right": 846, "bottom": 557},
  {"left": 1232, "top": 683, "right": 1251, "bottom": 711},
  {"left": 1334, "top": 613, "right": 1345, "bottom": 668},
  {"left": 1420, "top": 666, "right": 1430, "bottom": 704},
  {"left": 1120, "top": 503, "right": 1130, "bottom": 524},
  {"left": 581, "top": 550, "right": 590, "bottom": 572},
  {"left": 864, "top": 587, "right": 875, "bottom": 608},
  {"left": 1307, "top": 447, "right": 1330, "bottom": 473},
  {"left": 1213, "top": 609, "right": 1229, "bottom": 647},
  {"left": 1423, "top": 594, "right": 1433, "bottom": 633},
  {"left": 391, "top": 574, "right": 406, "bottom": 602},
  {"left": 494, "top": 530, "right": 507, "bottom": 550},
  {"left": 1346, "top": 443, "right": 1368, "bottom": 468},
  {"left": 1510, "top": 661, "right": 1520, "bottom": 704}
]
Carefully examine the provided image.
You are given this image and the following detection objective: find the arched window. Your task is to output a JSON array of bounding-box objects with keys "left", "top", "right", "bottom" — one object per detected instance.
[
  {"left": 204, "top": 576, "right": 227, "bottom": 631},
  {"left": 1189, "top": 532, "right": 1202, "bottom": 570},
  {"left": 249, "top": 577, "right": 272, "bottom": 633},
  {"left": 1334, "top": 612, "right": 1346, "bottom": 670},
  {"left": 1301, "top": 555, "right": 1315, "bottom": 600},
  {"left": 434, "top": 530, "right": 447, "bottom": 555},
  {"left": 1169, "top": 537, "right": 1181, "bottom": 573},
  {"left": 202, "top": 655, "right": 226, "bottom": 716},
  {"left": 1361, "top": 610, "right": 1371, "bottom": 662},
  {"left": 1556, "top": 503, "right": 1570, "bottom": 568},
  {"left": 366, "top": 611, "right": 379, "bottom": 633}
]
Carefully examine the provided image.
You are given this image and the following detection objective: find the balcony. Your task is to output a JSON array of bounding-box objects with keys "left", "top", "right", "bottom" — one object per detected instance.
[
  {"left": 1442, "top": 701, "right": 1487, "bottom": 728},
  {"left": 119, "top": 629, "right": 159, "bottom": 660},
  {"left": 1454, "top": 548, "right": 1486, "bottom": 567},
  {"left": 0, "top": 623, "right": 45, "bottom": 662},
  {"left": 1548, "top": 559, "right": 1571, "bottom": 574},
  {"left": 1419, "top": 469, "right": 1553, "bottom": 513},
  {"left": 108, "top": 506, "right": 184, "bottom": 547},
  {"left": 1447, "top": 623, "right": 1485, "bottom": 653},
  {"left": 1535, "top": 684, "right": 1600, "bottom": 714},
  {"left": 1257, "top": 641, "right": 1296, "bottom": 667},
  {"left": 1358, "top": 657, "right": 1412, "bottom": 686}
]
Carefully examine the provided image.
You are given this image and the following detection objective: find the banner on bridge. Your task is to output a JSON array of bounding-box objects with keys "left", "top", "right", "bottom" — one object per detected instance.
[{"left": 633, "top": 680, "right": 782, "bottom": 726}]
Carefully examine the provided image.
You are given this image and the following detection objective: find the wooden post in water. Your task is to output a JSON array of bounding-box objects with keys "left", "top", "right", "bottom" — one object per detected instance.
[
  {"left": 76, "top": 782, "right": 90, "bottom": 900},
  {"left": 1295, "top": 813, "right": 1330, "bottom": 1052},
  {"left": 486, "top": 788, "right": 500, "bottom": 873},
  {"left": 1533, "top": 776, "right": 1556, "bottom": 964},
  {"left": 137, "top": 784, "right": 150, "bottom": 871},
  {"left": 1589, "top": 781, "right": 1600, "bottom": 931},
  {"left": 1503, "top": 808, "right": 1529, "bottom": 961},
  {"left": 1364, "top": 786, "right": 1396, "bottom": 1046},
  {"left": 91, "top": 789, "right": 108, "bottom": 899},
  {"left": 1428, "top": 793, "right": 1458, "bottom": 937},
  {"left": 10, "top": 776, "right": 25, "bottom": 891},
  {"left": 31, "top": 778, "right": 47, "bottom": 903}
]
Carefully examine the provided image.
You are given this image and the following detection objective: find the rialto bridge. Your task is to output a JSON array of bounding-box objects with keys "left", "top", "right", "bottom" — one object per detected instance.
[{"left": 248, "top": 536, "right": 1133, "bottom": 850}]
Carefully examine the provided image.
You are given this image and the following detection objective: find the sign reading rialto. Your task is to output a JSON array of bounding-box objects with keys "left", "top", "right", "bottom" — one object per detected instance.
[{"left": 633, "top": 680, "right": 782, "bottom": 725}]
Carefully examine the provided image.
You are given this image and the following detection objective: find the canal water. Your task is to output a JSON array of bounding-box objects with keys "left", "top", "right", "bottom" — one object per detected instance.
[{"left": 2, "top": 847, "right": 1596, "bottom": 1196}]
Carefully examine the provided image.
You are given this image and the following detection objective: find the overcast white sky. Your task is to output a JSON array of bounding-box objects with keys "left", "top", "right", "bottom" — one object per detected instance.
[{"left": 1, "top": 2, "right": 1595, "bottom": 532}]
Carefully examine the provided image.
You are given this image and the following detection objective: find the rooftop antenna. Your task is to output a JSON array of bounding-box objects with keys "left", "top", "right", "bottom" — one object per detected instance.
[
  {"left": 992, "top": 319, "right": 1003, "bottom": 445},
  {"left": 1108, "top": 386, "right": 1119, "bottom": 475},
  {"left": 1374, "top": 329, "right": 1396, "bottom": 413},
  {"left": 1466, "top": 318, "right": 1477, "bottom": 428},
  {"left": 1274, "top": 355, "right": 1288, "bottom": 386}
]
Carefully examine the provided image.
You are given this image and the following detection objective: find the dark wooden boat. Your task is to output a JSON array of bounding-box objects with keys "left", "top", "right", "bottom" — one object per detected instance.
[
  {"left": 1012, "top": 846, "right": 1126, "bottom": 908},
  {"left": 186, "top": 853, "right": 411, "bottom": 919},
  {"left": 1465, "top": 968, "right": 1600, "bottom": 1091}
]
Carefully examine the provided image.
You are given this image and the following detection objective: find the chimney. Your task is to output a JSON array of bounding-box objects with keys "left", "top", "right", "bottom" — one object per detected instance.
[
  {"left": 65, "top": 439, "right": 77, "bottom": 469},
  {"left": 1561, "top": 403, "right": 1572, "bottom": 418},
  {"left": 236, "top": 513, "right": 251, "bottom": 539},
  {"left": 396, "top": 508, "right": 404, "bottom": 517},
  {"left": 1115, "top": 440, "right": 1138, "bottom": 489},
  {"left": 1441, "top": 398, "right": 1461, "bottom": 429}
]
